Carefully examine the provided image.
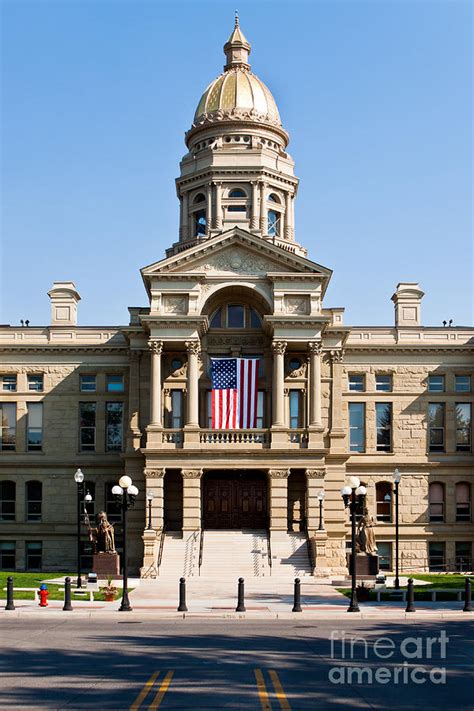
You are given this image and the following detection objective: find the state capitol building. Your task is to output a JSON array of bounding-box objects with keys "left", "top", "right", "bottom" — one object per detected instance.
[{"left": 1, "top": 20, "right": 472, "bottom": 579}]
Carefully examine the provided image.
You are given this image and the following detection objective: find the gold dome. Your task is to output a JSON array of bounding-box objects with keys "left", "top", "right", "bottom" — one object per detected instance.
[{"left": 194, "top": 68, "right": 281, "bottom": 126}]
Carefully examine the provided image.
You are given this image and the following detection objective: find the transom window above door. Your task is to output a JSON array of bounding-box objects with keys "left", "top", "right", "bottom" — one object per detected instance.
[{"left": 210, "top": 304, "right": 262, "bottom": 329}]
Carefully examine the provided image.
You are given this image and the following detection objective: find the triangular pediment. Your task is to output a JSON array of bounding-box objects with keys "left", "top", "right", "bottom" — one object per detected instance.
[{"left": 141, "top": 228, "right": 332, "bottom": 280}]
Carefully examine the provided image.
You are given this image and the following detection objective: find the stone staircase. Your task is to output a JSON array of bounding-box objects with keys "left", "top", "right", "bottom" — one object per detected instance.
[
  {"left": 269, "top": 531, "right": 313, "bottom": 577},
  {"left": 199, "top": 530, "right": 270, "bottom": 579},
  {"left": 158, "top": 530, "right": 199, "bottom": 578}
]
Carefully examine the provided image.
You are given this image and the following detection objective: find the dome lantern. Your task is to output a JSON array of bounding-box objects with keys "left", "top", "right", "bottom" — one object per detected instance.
[{"left": 223, "top": 12, "right": 251, "bottom": 71}]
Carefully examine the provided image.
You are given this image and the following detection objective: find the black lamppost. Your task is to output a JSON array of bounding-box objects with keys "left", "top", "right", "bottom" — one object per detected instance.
[
  {"left": 73, "top": 469, "right": 93, "bottom": 590},
  {"left": 317, "top": 490, "right": 325, "bottom": 530},
  {"left": 112, "top": 475, "right": 138, "bottom": 612},
  {"left": 146, "top": 491, "right": 154, "bottom": 530},
  {"left": 393, "top": 468, "right": 402, "bottom": 589},
  {"left": 341, "top": 476, "right": 367, "bottom": 613}
]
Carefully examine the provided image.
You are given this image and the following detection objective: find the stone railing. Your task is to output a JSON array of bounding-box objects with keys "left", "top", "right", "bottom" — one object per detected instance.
[
  {"left": 161, "top": 430, "right": 184, "bottom": 446},
  {"left": 199, "top": 429, "right": 270, "bottom": 446},
  {"left": 287, "top": 429, "right": 309, "bottom": 448}
]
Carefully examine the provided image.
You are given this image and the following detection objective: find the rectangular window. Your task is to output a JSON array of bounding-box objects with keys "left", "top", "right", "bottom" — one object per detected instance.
[
  {"left": 106, "top": 402, "right": 123, "bottom": 451},
  {"left": 26, "top": 481, "right": 42, "bottom": 522},
  {"left": 106, "top": 374, "right": 124, "bottom": 393},
  {"left": 455, "top": 542, "right": 472, "bottom": 572},
  {"left": 349, "top": 403, "right": 365, "bottom": 453},
  {"left": 1, "top": 375, "right": 17, "bottom": 392},
  {"left": 376, "top": 542, "right": 392, "bottom": 571},
  {"left": 0, "top": 481, "right": 16, "bottom": 521},
  {"left": 289, "top": 390, "right": 303, "bottom": 429},
  {"left": 455, "top": 403, "right": 471, "bottom": 451},
  {"left": 227, "top": 304, "right": 245, "bottom": 328},
  {"left": 27, "top": 402, "right": 43, "bottom": 451},
  {"left": 80, "top": 375, "right": 96, "bottom": 392},
  {"left": 428, "top": 542, "right": 445, "bottom": 572},
  {"left": 0, "top": 541, "right": 15, "bottom": 570},
  {"left": 376, "top": 402, "right": 392, "bottom": 452},
  {"left": 79, "top": 402, "right": 96, "bottom": 451},
  {"left": 256, "top": 391, "right": 265, "bottom": 428},
  {"left": 456, "top": 483, "right": 471, "bottom": 522},
  {"left": 455, "top": 375, "right": 471, "bottom": 393},
  {"left": 428, "top": 403, "right": 445, "bottom": 452},
  {"left": 28, "top": 374, "right": 43, "bottom": 392},
  {"left": 0, "top": 403, "right": 16, "bottom": 451},
  {"left": 25, "top": 541, "right": 42, "bottom": 571},
  {"left": 170, "top": 390, "right": 184, "bottom": 429},
  {"left": 348, "top": 374, "right": 365, "bottom": 392},
  {"left": 428, "top": 375, "right": 445, "bottom": 392},
  {"left": 375, "top": 375, "right": 392, "bottom": 392}
]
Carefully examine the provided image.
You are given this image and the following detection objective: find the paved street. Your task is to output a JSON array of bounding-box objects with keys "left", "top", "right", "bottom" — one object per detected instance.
[{"left": 0, "top": 618, "right": 472, "bottom": 710}]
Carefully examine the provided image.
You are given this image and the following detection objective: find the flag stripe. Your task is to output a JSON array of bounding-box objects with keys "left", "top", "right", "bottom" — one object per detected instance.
[{"left": 211, "top": 357, "right": 259, "bottom": 430}]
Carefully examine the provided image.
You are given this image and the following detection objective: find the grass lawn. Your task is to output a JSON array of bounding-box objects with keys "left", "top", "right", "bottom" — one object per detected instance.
[
  {"left": 337, "top": 573, "right": 471, "bottom": 602},
  {"left": 0, "top": 572, "right": 129, "bottom": 602}
]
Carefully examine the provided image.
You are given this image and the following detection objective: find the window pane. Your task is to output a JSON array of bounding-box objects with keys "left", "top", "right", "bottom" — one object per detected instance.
[
  {"left": 348, "top": 375, "right": 365, "bottom": 392},
  {"left": 210, "top": 309, "right": 222, "bottom": 328},
  {"left": 256, "top": 391, "right": 264, "bottom": 428},
  {"left": 455, "top": 403, "right": 471, "bottom": 450},
  {"left": 195, "top": 210, "right": 206, "bottom": 236},
  {"left": 80, "top": 375, "right": 96, "bottom": 392},
  {"left": 171, "top": 391, "right": 183, "bottom": 428},
  {"left": 26, "top": 541, "right": 42, "bottom": 570},
  {"left": 229, "top": 189, "right": 246, "bottom": 198},
  {"left": 428, "top": 403, "right": 444, "bottom": 428},
  {"left": 227, "top": 305, "right": 244, "bottom": 328},
  {"left": 28, "top": 375, "right": 43, "bottom": 391},
  {"left": 26, "top": 481, "right": 42, "bottom": 522},
  {"left": 375, "top": 375, "right": 392, "bottom": 392},
  {"left": 80, "top": 402, "right": 96, "bottom": 426},
  {"left": 289, "top": 391, "right": 300, "bottom": 429},
  {"left": 250, "top": 308, "right": 261, "bottom": 328},
  {"left": 2, "top": 375, "right": 17, "bottom": 391},
  {"left": 376, "top": 402, "right": 392, "bottom": 452},
  {"left": 106, "top": 403, "right": 123, "bottom": 451},
  {"left": 428, "top": 542, "right": 445, "bottom": 570},
  {"left": 0, "top": 481, "right": 16, "bottom": 521},
  {"left": 0, "top": 541, "right": 15, "bottom": 570},
  {"left": 349, "top": 403, "right": 365, "bottom": 452},
  {"left": 268, "top": 210, "right": 279, "bottom": 236},
  {"left": 106, "top": 375, "right": 124, "bottom": 393},
  {"left": 27, "top": 403, "right": 43, "bottom": 451},
  {"left": 0, "top": 403, "right": 16, "bottom": 450},
  {"left": 455, "top": 375, "right": 470, "bottom": 392},
  {"left": 428, "top": 375, "right": 445, "bottom": 392},
  {"left": 377, "top": 542, "right": 392, "bottom": 570}
]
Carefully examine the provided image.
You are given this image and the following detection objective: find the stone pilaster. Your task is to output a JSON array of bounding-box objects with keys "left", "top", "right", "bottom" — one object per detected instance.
[
  {"left": 271, "top": 340, "right": 287, "bottom": 446},
  {"left": 259, "top": 181, "right": 267, "bottom": 233},
  {"left": 180, "top": 192, "right": 188, "bottom": 241},
  {"left": 206, "top": 183, "right": 212, "bottom": 236},
  {"left": 308, "top": 342, "right": 324, "bottom": 447},
  {"left": 214, "top": 182, "right": 222, "bottom": 229},
  {"left": 182, "top": 468, "right": 203, "bottom": 531},
  {"left": 184, "top": 341, "right": 200, "bottom": 447},
  {"left": 148, "top": 340, "right": 163, "bottom": 427},
  {"left": 250, "top": 181, "right": 259, "bottom": 230},
  {"left": 268, "top": 469, "right": 290, "bottom": 530},
  {"left": 127, "top": 350, "right": 142, "bottom": 452},
  {"left": 145, "top": 468, "right": 165, "bottom": 531},
  {"left": 305, "top": 468, "right": 326, "bottom": 531},
  {"left": 329, "top": 349, "right": 346, "bottom": 453}
]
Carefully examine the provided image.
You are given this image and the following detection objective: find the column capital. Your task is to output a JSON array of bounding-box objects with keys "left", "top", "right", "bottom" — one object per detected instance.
[
  {"left": 306, "top": 468, "right": 325, "bottom": 480},
  {"left": 330, "top": 349, "right": 345, "bottom": 363},
  {"left": 182, "top": 468, "right": 203, "bottom": 479},
  {"left": 145, "top": 468, "right": 165, "bottom": 479},
  {"left": 308, "top": 341, "right": 323, "bottom": 355},
  {"left": 148, "top": 340, "right": 163, "bottom": 355},
  {"left": 268, "top": 468, "right": 290, "bottom": 479},
  {"left": 271, "top": 340, "right": 287, "bottom": 355},
  {"left": 185, "top": 340, "right": 201, "bottom": 356}
]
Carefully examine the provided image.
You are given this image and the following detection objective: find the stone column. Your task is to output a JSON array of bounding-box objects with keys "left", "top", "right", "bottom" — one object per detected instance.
[
  {"left": 268, "top": 469, "right": 290, "bottom": 531},
  {"left": 250, "top": 181, "right": 259, "bottom": 230},
  {"left": 127, "top": 350, "right": 142, "bottom": 452},
  {"left": 148, "top": 340, "right": 163, "bottom": 427},
  {"left": 259, "top": 181, "right": 267, "bottom": 233},
  {"left": 180, "top": 192, "right": 189, "bottom": 241},
  {"left": 214, "top": 182, "right": 222, "bottom": 230},
  {"left": 182, "top": 468, "right": 203, "bottom": 531},
  {"left": 145, "top": 468, "right": 165, "bottom": 530},
  {"left": 206, "top": 183, "right": 212, "bottom": 236},
  {"left": 271, "top": 341, "right": 287, "bottom": 426},
  {"left": 185, "top": 340, "right": 200, "bottom": 427},
  {"left": 284, "top": 191, "right": 292, "bottom": 240},
  {"left": 329, "top": 349, "right": 346, "bottom": 453},
  {"left": 308, "top": 342, "right": 323, "bottom": 427}
]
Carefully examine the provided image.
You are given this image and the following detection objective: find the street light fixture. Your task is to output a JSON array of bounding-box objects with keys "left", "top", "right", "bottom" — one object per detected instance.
[
  {"left": 73, "top": 468, "right": 85, "bottom": 589},
  {"left": 393, "top": 468, "right": 402, "bottom": 589},
  {"left": 317, "top": 490, "right": 325, "bottom": 531},
  {"left": 146, "top": 492, "right": 155, "bottom": 530},
  {"left": 113, "top": 475, "right": 139, "bottom": 612},
  {"left": 341, "top": 476, "right": 367, "bottom": 612}
]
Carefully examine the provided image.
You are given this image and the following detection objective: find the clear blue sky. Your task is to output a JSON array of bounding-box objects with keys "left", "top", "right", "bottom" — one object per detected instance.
[{"left": 1, "top": 0, "right": 472, "bottom": 327}]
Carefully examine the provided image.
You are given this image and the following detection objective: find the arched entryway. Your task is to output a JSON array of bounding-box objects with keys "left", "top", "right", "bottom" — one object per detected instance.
[{"left": 202, "top": 471, "right": 268, "bottom": 529}]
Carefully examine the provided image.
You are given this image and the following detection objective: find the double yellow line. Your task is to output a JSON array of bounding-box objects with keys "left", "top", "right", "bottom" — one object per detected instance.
[
  {"left": 255, "top": 669, "right": 292, "bottom": 710},
  {"left": 130, "top": 670, "right": 174, "bottom": 710}
]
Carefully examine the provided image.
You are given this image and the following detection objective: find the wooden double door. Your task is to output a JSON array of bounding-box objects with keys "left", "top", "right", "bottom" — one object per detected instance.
[{"left": 203, "top": 472, "right": 268, "bottom": 529}]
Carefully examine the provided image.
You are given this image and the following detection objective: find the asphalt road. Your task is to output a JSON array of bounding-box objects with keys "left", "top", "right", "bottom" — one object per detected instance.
[{"left": 0, "top": 618, "right": 472, "bottom": 710}]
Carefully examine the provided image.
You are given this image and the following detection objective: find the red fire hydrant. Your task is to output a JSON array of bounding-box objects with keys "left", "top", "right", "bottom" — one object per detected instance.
[{"left": 38, "top": 583, "right": 49, "bottom": 607}]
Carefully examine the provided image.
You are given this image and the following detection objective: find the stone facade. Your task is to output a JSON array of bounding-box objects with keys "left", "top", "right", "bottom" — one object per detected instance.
[{"left": 0, "top": 21, "right": 472, "bottom": 577}]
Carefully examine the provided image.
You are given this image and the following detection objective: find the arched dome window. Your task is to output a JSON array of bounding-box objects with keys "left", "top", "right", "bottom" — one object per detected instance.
[
  {"left": 193, "top": 193, "right": 206, "bottom": 204},
  {"left": 268, "top": 193, "right": 280, "bottom": 203},
  {"left": 229, "top": 189, "right": 246, "bottom": 198},
  {"left": 268, "top": 210, "right": 280, "bottom": 237},
  {"left": 209, "top": 305, "right": 261, "bottom": 330},
  {"left": 194, "top": 210, "right": 206, "bottom": 237}
]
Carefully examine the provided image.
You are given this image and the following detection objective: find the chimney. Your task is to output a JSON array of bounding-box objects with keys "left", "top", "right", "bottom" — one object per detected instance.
[
  {"left": 391, "top": 282, "right": 424, "bottom": 327},
  {"left": 48, "top": 282, "right": 81, "bottom": 326}
]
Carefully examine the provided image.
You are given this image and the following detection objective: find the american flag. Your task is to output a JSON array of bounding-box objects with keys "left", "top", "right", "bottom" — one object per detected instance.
[{"left": 210, "top": 358, "right": 259, "bottom": 429}]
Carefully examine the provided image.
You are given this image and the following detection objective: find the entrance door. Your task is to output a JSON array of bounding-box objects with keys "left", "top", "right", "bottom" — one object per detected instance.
[{"left": 203, "top": 472, "right": 268, "bottom": 529}]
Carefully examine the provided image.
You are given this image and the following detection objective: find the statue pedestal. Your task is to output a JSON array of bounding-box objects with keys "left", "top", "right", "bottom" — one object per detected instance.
[
  {"left": 349, "top": 553, "right": 379, "bottom": 577},
  {"left": 93, "top": 552, "right": 120, "bottom": 579}
]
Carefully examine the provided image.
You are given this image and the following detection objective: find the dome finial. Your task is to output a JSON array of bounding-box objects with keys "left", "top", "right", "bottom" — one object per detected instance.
[{"left": 224, "top": 13, "right": 251, "bottom": 71}]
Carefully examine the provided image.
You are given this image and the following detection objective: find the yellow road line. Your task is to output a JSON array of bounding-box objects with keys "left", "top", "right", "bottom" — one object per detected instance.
[
  {"left": 130, "top": 670, "right": 160, "bottom": 710},
  {"left": 269, "top": 670, "right": 292, "bottom": 711},
  {"left": 254, "top": 669, "right": 272, "bottom": 711},
  {"left": 148, "top": 670, "right": 174, "bottom": 710}
]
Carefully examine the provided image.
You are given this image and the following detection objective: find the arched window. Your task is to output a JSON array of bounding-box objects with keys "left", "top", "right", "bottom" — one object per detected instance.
[
  {"left": 429, "top": 482, "right": 445, "bottom": 522},
  {"left": 193, "top": 193, "right": 206, "bottom": 204},
  {"left": 26, "top": 481, "right": 42, "bottom": 522},
  {"left": 376, "top": 482, "right": 392, "bottom": 522},
  {"left": 268, "top": 193, "right": 280, "bottom": 203},
  {"left": 268, "top": 209, "right": 280, "bottom": 236},
  {"left": 0, "top": 480, "right": 16, "bottom": 521},
  {"left": 209, "top": 304, "right": 262, "bottom": 330},
  {"left": 456, "top": 482, "right": 471, "bottom": 522},
  {"left": 194, "top": 210, "right": 206, "bottom": 237},
  {"left": 229, "top": 189, "right": 246, "bottom": 198}
]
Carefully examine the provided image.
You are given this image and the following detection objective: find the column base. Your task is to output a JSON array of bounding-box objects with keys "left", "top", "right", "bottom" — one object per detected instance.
[
  {"left": 270, "top": 426, "right": 288, "bottom": 447},
  {"left": 140, "top": 529, "right": 159, "bottom": 579},
  {"left": 329, "top": 428, "right": 346, "bottom": 453},
  {"left": 307, "top": 426, "right": 325, "bottom": 448},
  {"left": 183, "top": 426, "right": 201, "bottom": 447}
]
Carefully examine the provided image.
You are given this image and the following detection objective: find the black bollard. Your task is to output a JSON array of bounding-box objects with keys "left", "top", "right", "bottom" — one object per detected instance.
[
  {"left": 463, "top": 577, "right": 472, "bottom": 613},
  {"left": 63, "top": 577, "right": 73, "bottom": 612},
  {"left": 236, "top": 577, "right": 246, "bottom": 612},
  {"left": 292, "top": 578, "right": 302, "bottom": 612},
  {"left": 405, "top": 578, "right": 416, "bottom": 613},
  {"left": 177, "top": 577, "right": 188, "bottom": 612},
  {"left": 5, "top": 576, "right": 15, "bottom": 611}
]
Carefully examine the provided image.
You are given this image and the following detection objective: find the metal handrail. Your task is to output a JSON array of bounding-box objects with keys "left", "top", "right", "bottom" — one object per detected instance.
[
  {"left": 267, "top": 530, "right": 272, "bottom": 574},
  {"left": 157, "top": 526, "right": 166, "bottom": 572},
  {"left": 304, "top": 525, "right": 316, "bottom": 573},
  {"left": 198, "top": 529, "right": 204, "bottom": 573}
]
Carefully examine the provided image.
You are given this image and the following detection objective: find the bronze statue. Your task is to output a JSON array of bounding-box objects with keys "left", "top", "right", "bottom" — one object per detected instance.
[
  {"left": 86, "top": 511, "right": 116, "bottom": 553},
  {"left": 356, "top": 513, "right": 378, "bottom": 555}
]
